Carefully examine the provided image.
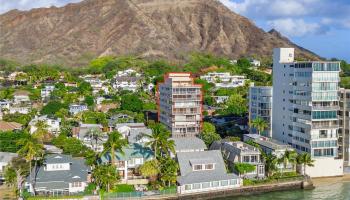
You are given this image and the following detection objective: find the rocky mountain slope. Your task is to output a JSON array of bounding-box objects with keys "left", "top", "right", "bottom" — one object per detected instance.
[{"left": 0, "top": 0, "right": 320, "bottom": 66}]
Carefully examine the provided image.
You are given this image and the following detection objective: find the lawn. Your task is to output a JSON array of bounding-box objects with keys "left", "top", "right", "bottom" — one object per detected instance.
[{"left": 112, "top": 184, "right": 135, "bottom": 193}]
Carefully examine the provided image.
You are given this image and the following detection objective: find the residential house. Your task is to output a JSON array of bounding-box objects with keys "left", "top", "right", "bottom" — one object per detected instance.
[
  {"left": 213, "top": 96, "right": 229, "bottom": 104},
  {"left": 109, "top": 122, "right": 151, "bottom": 143},
  {"left": 176, "top": 150, "right": 242, "bottom": 194},
  {"left": 171, "top": 137, "right": 207, "bottom": 158},
  {"left": 0, "top": 100, "right": 11, "bottom": 110},
  {"left": 210, "top": 141, "right": 265, "bottom": 179},
  {"left": 69, "top": 104, "right": 88, "bottom": 115},
  {"left": 26, "top": 154, "right": 91, "bottom": 195},
  {"left": 13, "top": 90, "right": 30, "bottom": 104},
  {"left": 243, "top": 134, "right": 294, "bottom": 172},
  {"left": 73, "top": 123, "right": 106, "bottom": 152},
  {"left": 41, "top": 85, "right": 55, "bottom": 100},
  {"left": 116, "top": 69, "right": 141, "bottom": 77},
  {"left": 99, "top": 143, "right": 154, "bottom": 185},
  {"left": 200, "top": 72, "right": 246, "bottom": 88},
  {"left": 250, "top": 59, "right": 261, "bottom": 67},
  {"left": 112, "top": 76, "right": 141, "bottom": 92},
  {"left": 0, "top": 152, "right": 18, "bottom": 181},
  {"left": 0, "top": 121, "right": 22, "bottom": 132},
  {"left": 29, "top": 115, "right": 61, "bottom": 135},
  {"left": 9, "top": 105, "right": 31, "bottom": 114}
]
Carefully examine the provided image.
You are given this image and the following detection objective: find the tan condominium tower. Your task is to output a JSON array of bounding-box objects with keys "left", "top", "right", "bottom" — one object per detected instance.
[{"left": 157, "top": 73, "right": 202, "bottom": 138}]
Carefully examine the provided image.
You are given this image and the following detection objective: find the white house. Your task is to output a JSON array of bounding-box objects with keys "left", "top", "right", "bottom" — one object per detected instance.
[
  {"left": 0, "top": 100, "right": 11, "bottom": 110},
  {"left": 69, "top": 104, "right": 88, "bottom": 115},
  {"left": 13, "top": 91, "right": 30, "bottom": 104},
  {"left": 250, "top": 59, "right": 261, "bottom": 67},
  {"left": 29, "top": 115, "right": 61, "bottom": 135},
  {"left": 9, "top": 106, "right": 31, "bottom": 114},
  {"left": 116, "top": 69, "right": 141, "bottom": 77},
  {"left": 112, "top": 77, "right": 141, "bottom": 92},
  {"left": 200, "top": 72, "right": 246, "bottom": 88},
  {"left": 41, "top": 85, "right": 55, "bottom": 100}
]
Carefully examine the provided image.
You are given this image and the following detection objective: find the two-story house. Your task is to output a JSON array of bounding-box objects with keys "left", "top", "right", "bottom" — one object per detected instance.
[
  {"left": 13, "top": 90, "right": 30, "bottom": 104},
  {"left": 99, "top": 143, "right": 154, "bottom": 185},
  {"left": 69, "top": 104, "right": 88, "bottom": 115},
  {"left": 210, "top": 141, "right": 265, "bottom": 179},
  {"left": 41, "top": 85, "right": 55, "bottom": 100},
  {"left": 176, "top": 150, "right": 242, "bottom": 194},
  {"left": 29, "top": 115, "right": 61, "bottom": 135},
  {"left": 26, "top": 154, "right": 91, "bottom": 195},
  {"left": 73, "top": 123, "right": 106, "bottom": 152}
]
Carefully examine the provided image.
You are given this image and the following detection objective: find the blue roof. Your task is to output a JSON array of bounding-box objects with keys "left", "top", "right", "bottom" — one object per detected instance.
[{"left": 99, "top": 143, "right": 154, "bottom": 163}]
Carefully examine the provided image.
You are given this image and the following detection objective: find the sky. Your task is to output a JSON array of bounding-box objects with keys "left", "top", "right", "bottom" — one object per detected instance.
[{"left": 0, "top": 0, "right": 349, "bottom": 62}]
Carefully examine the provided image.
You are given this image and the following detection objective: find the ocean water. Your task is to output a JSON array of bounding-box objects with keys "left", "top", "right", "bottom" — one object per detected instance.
[{"left": 217, "top": 180, "right": 350, "bottom": 200}]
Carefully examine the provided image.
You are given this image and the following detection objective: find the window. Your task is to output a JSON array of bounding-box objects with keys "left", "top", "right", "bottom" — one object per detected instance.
[
  {"left": 193, "top": 165, "right": 202, "bottom": 171},
  {"left": 193, "top": 183, "right": 201, "bottom": 189},
  {"left": 205, "top": 164, "right": 214, "bottom": 170},
  {"left": 221, "top": 180, "right": 229, "bottom": 186},
  {"left": 212, "top": 181, "right": 220, "bottom": 187},
  {"left": 202, "top": 182, "right": 211, "bottom": 189},
  {"left": 185, "top": 184, "right": 192, "bottom": 190},
  {"left": 229, "top": 179, "right": 237, "bottom": 185},
  {"left": 72, "top": 182, "right": 82, "bottom": 187}
]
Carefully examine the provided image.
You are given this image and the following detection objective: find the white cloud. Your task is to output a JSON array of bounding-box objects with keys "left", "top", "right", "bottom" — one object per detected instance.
[
  {"left": 267, "top": 18, "right": 322, "bottom": 37},
  {"left": 0, "top": 0, "right": 82, "bottom": 14}
]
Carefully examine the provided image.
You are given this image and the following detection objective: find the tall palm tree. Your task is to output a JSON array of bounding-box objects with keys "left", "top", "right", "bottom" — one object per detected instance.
[
  {"left": 143, "top": 123, "right": 175, "bottom": 159},
  {"left": 279, "top": 150, "right": 298, "bottom": 172},
  {"left": 102, "top": 131, "right": 128, "bottom": 166},
  {"left": 250, "top": 117, "right": 268, "bottom": 135},
  {"left": 263, "top": 153, "right": 278, "bottom": 177},
  {"left": 16, "top": 137, "right": 44, "bottom": 194},
  {"left": 296, "top": 153, "right": 314, "bottom": 176},
  {"left": 87, "top": 127, "right": 104, "bottom": 152},
  {"left": 33, "top": 120, "right": 49, "bottom": 143}
]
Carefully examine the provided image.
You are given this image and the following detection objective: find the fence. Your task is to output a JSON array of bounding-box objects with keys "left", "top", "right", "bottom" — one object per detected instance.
[{"left": 102, "top": 188, "right": 177, "bottom": 200}]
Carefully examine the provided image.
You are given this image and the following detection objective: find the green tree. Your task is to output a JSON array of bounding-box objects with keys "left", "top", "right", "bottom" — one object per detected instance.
[
  {"left": 16, "top": 137, "right": 44, "bottom": 192},
  {"left": 263, "top": 153, "right": 278, "bottom": 177},
  {"left": 85, "top": 95, "right": 95, "bottom": 107},
  {"left": 87, "top": 128, "right": 104, "bottom": 152},
  {"left": 41, "top": 101, "right": 66, "bottom": 115},
  {"left": 143, "top": 123, "right": 174, "bottom": 159},
  {"left": 279, "top": 150, "right": 298, "bottom": 172},
  {"left": 225, "top": 94, "right": 247, "bottom": 116},
  {"left": 139, "top": 160, "right": 160, "bottom": 182},
  {"left": 234, "top": 163, "right": 256, "bottom": 177},
  {"left": 237, "top": 58, "right": 251, "bottom": 69},
  {"left": 92, "top": 164, "right": 119, "bottom": 192},
  {"left": 32, "top": 120, "right": 49, "bottom": 144},
  {"left": 296, "top": 153, "right": 314, "bottom": 175},
  {"left": 102, "top": 131, "right": 128, "bottom": 166},
  {"left": 120, "top": 94, "right": 143, "bottom": 112},
  {"left": 200, "top": 122, "right": 221, "bottom": 147},
  {"left": 78, "top": 81, "right": 93, "bottom": 96},
  {"left": 4, "top": 157, "right": 29, "bottom": 197},
  {"left": 159, "top": 157, "right": 178, "bottom": 187},
  {"left": 250, "top": 117, "right": 268, "bottom": 135}
]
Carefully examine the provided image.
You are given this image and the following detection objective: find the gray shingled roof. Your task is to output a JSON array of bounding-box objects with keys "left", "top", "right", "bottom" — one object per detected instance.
[
  {"left": 32, "top": 154, "right": 90, "bottom": 191},
  {"left": 171, "top": 137, "right": 207, "bottom": 152},
  {"left": 177, "top": 150, "right": 238, "bottom": 185},
  {"left": 210, "top": 141, "right": 261, "bottom": 163}
]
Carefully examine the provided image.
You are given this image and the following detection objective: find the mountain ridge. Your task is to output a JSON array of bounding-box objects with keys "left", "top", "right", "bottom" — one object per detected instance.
[{"left": 0, "top": 0, "right": 320, "bottom": 66}]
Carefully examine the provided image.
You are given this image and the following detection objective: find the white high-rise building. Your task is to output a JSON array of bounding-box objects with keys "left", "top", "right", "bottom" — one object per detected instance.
[
  {"left": 158, "top": 73, "right": 202, "bottom": 138},
  {"left": 272, "top": 48, "right": 343, "bottom": 177},
  {"left": 249, "top": 85, "right": 273, "bottom": 137}
]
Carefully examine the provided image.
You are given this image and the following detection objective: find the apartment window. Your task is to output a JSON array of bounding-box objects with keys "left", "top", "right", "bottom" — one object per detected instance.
[
  {"left": 202, "top": 182, "right": 211, "bottom": 189},
  {"left": 193, "top": 165, "right": 202, "bottom": 171},
  {"left": 229, "top": 179, "right": 237, "bottom": 185},
  {"left": 320, "top": 130, "right": 327, "bottom": 138},
  {"left": 221, "top": 180, "right": 229, "bottom": 186},
  {"left": 185, "top": 185, "right": 192, "bottom": 190},
  {"left": 212, "top": 181, "right": 220, "bottom": 187},
  {"left": 205, "top": 164, "right": 214, "bottom": 170},
  {"left": 193, "top": 183, "right": 201, "bottom": 189},
  {"left": 72, "top": 182, "right": 82, "bottom": 187}
]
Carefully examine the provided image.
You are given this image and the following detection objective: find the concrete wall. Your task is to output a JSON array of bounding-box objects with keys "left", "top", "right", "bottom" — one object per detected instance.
[{"left": 305, "top": 157, "right": 343, "bottom": 177}]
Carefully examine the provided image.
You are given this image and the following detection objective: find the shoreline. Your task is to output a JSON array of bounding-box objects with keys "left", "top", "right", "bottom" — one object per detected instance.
[{"left": 311, "top": 174, "right": 350, "bottom": 187}]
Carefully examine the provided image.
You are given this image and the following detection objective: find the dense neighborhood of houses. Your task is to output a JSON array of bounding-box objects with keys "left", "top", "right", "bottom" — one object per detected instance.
[{"left": 0, "top": 48, "right": 347, "bottom": 199}]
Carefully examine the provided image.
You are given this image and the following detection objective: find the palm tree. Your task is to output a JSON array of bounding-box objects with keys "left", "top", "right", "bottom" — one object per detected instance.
[
  {"left": 87, "top": 128, "right": 104, "bottom": 152},
  {"left": 16, "top": 137, "right": 44, "bottom": 194},
  {"left": 279, "top": 150, "right": 298, "bottom": 172},
  {"left": 250, "top": 117, "right": 268, "bottom": 135},
  {"left": 102, "top": 131, "right": 128, "bottom": 166},
  {"left": 92, "top": 164, "right": 119, "bottom": 192},
  {"left": 296, "top": 153, "right": 314, "bottom": 176},
  {"left": 139, "top": 160, "right": 160, "bottom": 182},
  {"left": 33, "top": 120, "right": 49, "bottom": 143},
  {"left": 143, "top": 123, "right": 175, "bottom": 159},
  {"left": 263, "top": 153, "right": 278, "bottom": 177}
]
